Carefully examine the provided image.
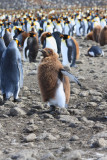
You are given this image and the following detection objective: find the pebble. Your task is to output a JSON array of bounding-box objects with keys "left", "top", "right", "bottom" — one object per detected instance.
[
  {"left": 92, "top": 138, "right": 107, "bottom": 148},
  {"left": 79, "top": 91, "right": 89, "bottom": 97},
  {"left": 70, "top": 135, "right": 79, "bottom": 141},
  {"left": 86, "top": 102, "right": 98, "bottom": 107},
  {"left": 41, "top": 152, "right": 56, "bottom": 160},
  {"left": 59, "top": 115, "right": 79, "bottom": 124},
  {"left": 24, "top": 124, "right": 38, "bottom": 133},
  {"left": 89, "top": 90, "right": 102, "bottom": 96},
  {"left": 37, "top": 131, "right": 58, "bottom": 141},
  {"left": 91, "top": 96, "right": 102, "bottom": 102},
  {"left": 71, "top": 88, "right": 80, "bottom": 94},
  {"left": 63, "top": 150, "right": 82, "bottom": 160},
  {"left": 40, "top": 151, "right": 56, "bottom": 160},
  {"left": 9, "top": 107, "right": 26, "bottom": 116},
  {"left": 23, "top": 133, "right": 36, "bottom": 142}
]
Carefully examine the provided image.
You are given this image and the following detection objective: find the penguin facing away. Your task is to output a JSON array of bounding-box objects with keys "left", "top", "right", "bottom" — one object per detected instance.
[
  {"left": 1, "top": 40, "right": 23, "bottom": 102},
  {"left": 23, "top": 31, "right": 39, "bottom": 62},
  {"left": 87, "top": 46, "right": 104, "bottom": 57},
  {"left": 99, "top": 25, "right": 107, "bottom": 46},
  {"left": 41, "top": 32, "right": 57, "bottom": 53},
  {"left": 93, "top": 25, "right": 102, "bottom": 43},
  {"left": 38, "top": 48, "right": 81, "bottom": 108},
  {"left": 60, "top": 34, "right": 79, "bottom": 67}
]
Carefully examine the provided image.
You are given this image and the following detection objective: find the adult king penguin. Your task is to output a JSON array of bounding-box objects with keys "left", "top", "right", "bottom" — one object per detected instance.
[
  {"left": 3, "top": 28, "right": 13, "bottom": 47},
  {"left": 60, "top": 34, "right": 79, "bottom": 67},
  {"left": 41, "top": 32, "right": 57, "bottom": 53},
  {"left": 23, "top": 31, "right": 39, "bottom": 62},
  {"left": 38, "top": 48, "right": 81, "bottom": 108},
  {"left": 87, "top": 46, "right": 104, "bottom": 57},
  {"left": 0, "top": 38, "right": 6, "bottom": 88},
  {"left": 1, "top": 40, "right": 23, "bottom": 102}
]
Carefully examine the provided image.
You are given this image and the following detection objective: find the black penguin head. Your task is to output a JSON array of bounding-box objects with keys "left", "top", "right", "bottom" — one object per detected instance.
[
  {"left": 29, "top": 31, "right": 36, "bottom": 37},
  {"left": 46, "top": 32, "right": 52, "bottom": 37},
  {"left": 60, "top": 34, "right": 70, "bottom": 40},
  {"left": 47, "top": 22, "right": 50, "bottom": 25},
  {"left": 14, "top": 39, "right": 21, "bottom": 47}
]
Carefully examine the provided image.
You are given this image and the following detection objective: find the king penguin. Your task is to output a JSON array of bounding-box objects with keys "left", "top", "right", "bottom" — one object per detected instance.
[
  {"left": 38, "top": 48, "right": 81, "bottom": 109},
  {"left": 1, "top": 40, "right": 23, "bottom": 102},
  {"left": 87, "top": 46, "right": 104, "bottom": 57},
  {"left": 3, "top": 28, "right": 13, "bottom": 47},
  {"left": 23, "top": 31, "right": 39, "bottom": 62},
  {"left": 0, "top": 38, "right": 6, "bottom": 88},
  {"left": 41, "top": 32, "right": 57, "bottom": 53},
  {"left": 60, "top": 34, "right": 79, "bottom": 67}
]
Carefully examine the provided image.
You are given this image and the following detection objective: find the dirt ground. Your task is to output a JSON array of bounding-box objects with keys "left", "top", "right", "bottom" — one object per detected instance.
[{"left": 0, "top": 37, "right": 107, "bottom": 160}]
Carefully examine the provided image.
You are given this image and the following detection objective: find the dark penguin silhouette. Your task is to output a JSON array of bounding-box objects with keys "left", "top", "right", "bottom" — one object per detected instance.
[
  {"left": 0, "top": 38, "right": 6, "bottom": 88},
  {"left": 60, "top": 34, "right": 79, "bottom": 67},
  {"left": 52, "top": 31, "right": 61, "bottom": 55},
  {"left": 1, "top": 40, "right": 23, "bottom": 102},
  {"left": 87, "top": 46, "right": 104, "bottom": 57},
  {"left": 23, "top": 31, "right": 39, "bottom": 62},
  {"left": 3, "top": 28, "right": 13, "bottom": 47}
]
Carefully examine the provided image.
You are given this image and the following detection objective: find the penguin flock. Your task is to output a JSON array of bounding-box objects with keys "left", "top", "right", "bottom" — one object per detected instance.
[{"left": 0, "top": 7, "right": 107, "bottom": 108}]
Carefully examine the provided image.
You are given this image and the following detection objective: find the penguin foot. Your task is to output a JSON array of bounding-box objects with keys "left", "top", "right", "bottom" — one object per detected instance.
[
  {"left": 13, "top": 98, "right": 21, "bottom": 103},
  {"left": 3, "top": 94, "right": 8, "bottom": 101},
  {"left": 70, "top": 64, "right": 77, "bottom": 68}
]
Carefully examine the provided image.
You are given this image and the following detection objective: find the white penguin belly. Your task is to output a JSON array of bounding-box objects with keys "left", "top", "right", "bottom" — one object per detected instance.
[
  {"left": 61, "top": 41, "right": 70, "bottom": 66},
  {"left": 46, "top": 37, "right": 57, "bottom": 53},
  {"left": 23, "top": 37, "right": 29, "bottom": 61},
  {"left": 49, "top": 79, "right": 66, "bottom": 108}
]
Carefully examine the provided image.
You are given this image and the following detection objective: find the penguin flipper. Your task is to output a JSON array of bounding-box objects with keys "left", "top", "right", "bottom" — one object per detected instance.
[
  {"left": 66, "top": 39, "right": 76, "bottom": 67},
  {"left": 17, "top": 59, "right": 23, "bottom": 88},
  {"left": 60, "top": 69, "right": 81, "bottom": 87}
]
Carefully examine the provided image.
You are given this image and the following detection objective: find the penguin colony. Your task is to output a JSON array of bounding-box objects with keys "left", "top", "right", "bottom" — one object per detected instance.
[{"left": 0, "top": 7, "right": 107, "bottom": 107}]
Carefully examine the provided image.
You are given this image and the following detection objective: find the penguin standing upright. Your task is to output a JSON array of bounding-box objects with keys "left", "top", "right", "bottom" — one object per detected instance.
[
  {"left": 52, "top": 31, "right": 61, "bottom": 55},
  {"left": 1, "top": 40, "right": 23, "bottom": 102},
  {"left": 23, "top": 31, "right": 38, "bottom": 62},
  {"left": 41, "top": 32, "right": 57, "bottom": 53},
  {"left": 38, "top": 48, "right": 81, "bottom": 108},
  {"left": 99, "top": 25, "right": 107, "bottom": 46},
  {"left": 3, "top": 28, "right": 13, "bottom": 47},
  {"left": 0, "top": 38, "right": 6, "bottom": 88},
  {"left": 60, "top": 34, "right": 79, "bottom": 67}
]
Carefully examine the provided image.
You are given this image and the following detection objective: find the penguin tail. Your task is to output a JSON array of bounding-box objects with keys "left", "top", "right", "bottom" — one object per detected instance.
[{"left": 60, "top": 69, "right": 81, "bottom": 87}]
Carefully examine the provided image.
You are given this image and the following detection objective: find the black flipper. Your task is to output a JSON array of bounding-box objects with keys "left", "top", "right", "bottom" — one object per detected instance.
[{"left": 60, "top": 69, "right": 81, "bottom": 87}]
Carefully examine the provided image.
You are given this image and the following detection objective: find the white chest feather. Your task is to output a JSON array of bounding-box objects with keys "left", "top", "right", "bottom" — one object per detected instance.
[
  {"left": 48, "top": 79, "right": 66, "bottom": 108},
  {"left": 46, "top": 37, "right": 57, "bottom": 53},
  {"left": 61, "top": 40, "right": 70, "bottom": 66},
  {"left": 23, "top": 37, "right": 29, "bottom": 61}
]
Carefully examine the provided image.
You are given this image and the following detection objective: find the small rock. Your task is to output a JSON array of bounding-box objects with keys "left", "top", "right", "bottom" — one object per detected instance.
[
  {"left": 59, "top": 115, "right": 79, "bottom": 123},
  {"left": 41, "top": 152, "right": 56, "bottom": 160},
  {"left": 91, "top": 96, "right": 102, "bottom": 102},
  {"left": 92, "top": 138, "right": 107, "bottom": 148},
  {"left": 9, "top": 107, "right": 26, "bottom": 116},
  {"left": 63, "top": 150, "right": 82, "bottom": 160},
  {"left": 79, "top": 91, "right": 89, "bottom": 97},
  {"left": 98, "top": 156, "right": 107, "bottom": 160},
  {"left": 70, "top": 135, "right": 79, "bottom": 141},
  {"left": 24, "top": 124, "right": 38, "bottom": 133},
  {"left": 23, "top": 133, "right": 36, "bottom": 142},
  {"left": 86, "top": 102, "right": 97, "bottom": 107},
  {"left": 27, "top": 70, "right": 37, "bottom": 75},
  {"left": 43, "top": 113, "right": 54, "bottom": 119},
  {"left": 71, "top": 88, "right": 80, "bottom": 94},
  {"left": 89, "top": 90, "right": 102, "bottom": 96}
]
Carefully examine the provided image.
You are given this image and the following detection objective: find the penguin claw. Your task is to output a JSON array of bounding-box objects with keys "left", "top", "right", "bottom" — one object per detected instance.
[{"left": 13, "top": 98, "right": 21, "bottom": 103}]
